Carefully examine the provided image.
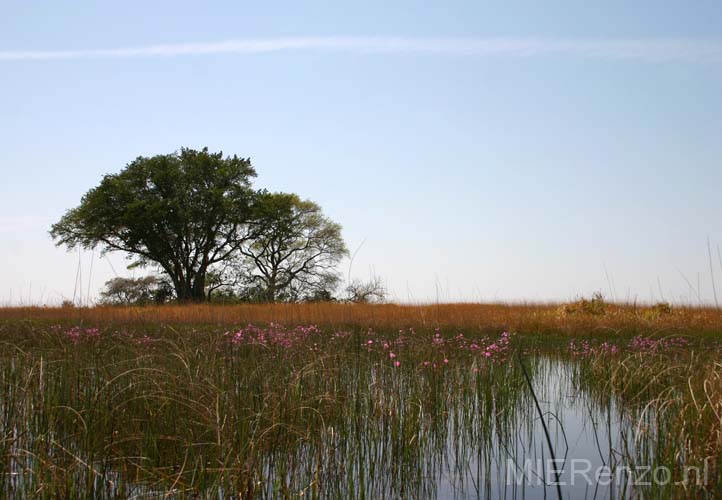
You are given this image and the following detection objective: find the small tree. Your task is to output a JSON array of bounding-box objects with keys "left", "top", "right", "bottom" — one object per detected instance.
[
  {"left": 237, "top": 192, "right": 348, "bottom": 302},
  {"left": 99, "top": 276, "right": 173, "bottom": 305},
  {"left": 304, "top": 290, "right": 336, "bottom": 302},
  {"left": 345, "top": 276, "right": 386, "bottom": 303},
  {"left": 50, "top": 148, "right": 257, "bottom": 302}
]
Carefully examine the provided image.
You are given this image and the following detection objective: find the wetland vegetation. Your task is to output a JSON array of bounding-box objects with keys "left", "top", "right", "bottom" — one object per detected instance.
[{"left": 1, "top": 302, "right": 720, "bottom": 498}]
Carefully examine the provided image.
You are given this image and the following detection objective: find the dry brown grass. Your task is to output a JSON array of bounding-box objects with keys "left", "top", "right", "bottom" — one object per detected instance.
[{"left": 2, "top": 302, "right": 721, "bottom": 336}]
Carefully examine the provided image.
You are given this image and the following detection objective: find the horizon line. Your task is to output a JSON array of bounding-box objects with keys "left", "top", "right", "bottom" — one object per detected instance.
[{"left": 2, "top": 36, "right": 722, "bottom": 63}]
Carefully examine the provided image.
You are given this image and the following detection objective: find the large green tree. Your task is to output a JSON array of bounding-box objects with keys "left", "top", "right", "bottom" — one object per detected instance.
[
  {"left": 50, "top": 148, "right": 257, "bottom": 302},
  {"left": 237, "top": 192, "right": 348, "bottom": 302}
]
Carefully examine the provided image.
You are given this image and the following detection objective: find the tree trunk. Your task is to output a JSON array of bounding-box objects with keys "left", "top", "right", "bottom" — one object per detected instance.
[
  {"left": 191, "top": 273, "right": 206, "bottom": 302},
  {"left": 173, "top": 279, "right": 190, "bottom": 302},
  {"left": 266, "top": 271, "right": 277, "bottom": 302},
  {"left": 266, "top": 282, "right": 276, "bottom": 302},
  {"left": 173, "top": 271, "right": 207, "bottom": 302}
]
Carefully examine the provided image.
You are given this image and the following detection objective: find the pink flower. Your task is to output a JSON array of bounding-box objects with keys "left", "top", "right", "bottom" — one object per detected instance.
[
  {"left": 389, "top": 352, "right": 397, "bottom": 359},
  {"left": 443, "top": 358, "right": 449, "bottom": 364},
  {"left": 394, "top": 361, "right": 401, "bottom": 367}
]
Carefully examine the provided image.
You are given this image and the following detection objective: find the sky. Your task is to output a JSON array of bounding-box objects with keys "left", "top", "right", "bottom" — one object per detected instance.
[{"left": 1, "top": 1, "right": 721, "bottom": 305}]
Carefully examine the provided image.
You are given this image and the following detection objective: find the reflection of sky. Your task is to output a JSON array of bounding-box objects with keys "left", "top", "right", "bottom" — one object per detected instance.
[{"left": 436, "top": 358, "right": 654, "bottom": 499}]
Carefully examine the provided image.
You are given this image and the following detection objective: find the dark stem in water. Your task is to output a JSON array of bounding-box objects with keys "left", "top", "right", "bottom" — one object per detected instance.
[{"left": 517, "top": 352, "right": 564, "bottom": 500}]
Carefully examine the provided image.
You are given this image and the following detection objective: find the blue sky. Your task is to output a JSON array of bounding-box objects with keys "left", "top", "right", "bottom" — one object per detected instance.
[{"left": 1, "top": 1, "right": 721, "bottom": 305}]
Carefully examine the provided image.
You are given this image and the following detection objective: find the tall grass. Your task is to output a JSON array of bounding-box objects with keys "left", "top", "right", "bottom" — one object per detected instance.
[
  {"left": 0, "top": 321, "right": 531, "bottom": 498},
  {"left": 0, "top": 303, "right": 720, "bottom": 497},
  {"left": 2, "top": 301, "right": 721, "bottom": 336}
]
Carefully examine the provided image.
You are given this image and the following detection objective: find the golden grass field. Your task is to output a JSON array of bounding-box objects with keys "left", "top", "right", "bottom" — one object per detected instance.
[{"left": 2, "top": 301, "right": 722, "bottom": 336}]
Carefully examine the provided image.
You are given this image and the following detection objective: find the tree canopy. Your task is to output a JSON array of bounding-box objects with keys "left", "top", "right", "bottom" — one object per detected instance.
[
  {"left": 51, "top": 148, "right": 356, "bottom": 303},
  {"left": 51, "top": 148, "right": 257, "bottom": 301},
  {"left": 237, "top": 192, "right": 349, "bottom": 302}
]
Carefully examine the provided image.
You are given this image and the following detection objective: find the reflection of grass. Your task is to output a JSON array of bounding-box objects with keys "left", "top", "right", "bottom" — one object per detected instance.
[{"left": 0, "top": 311, "right": 720, "bottom": 497}]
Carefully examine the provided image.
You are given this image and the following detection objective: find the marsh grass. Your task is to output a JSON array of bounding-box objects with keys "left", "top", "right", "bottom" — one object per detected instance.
[
  {"left": 574, "top": 347, "right": 722, "bottom": 493},
  {"left": 0, "top": 322, "right": 525, "bottom": 498},
  {"left": 0, "top": 304, "right": 720, "bottom": 498}
]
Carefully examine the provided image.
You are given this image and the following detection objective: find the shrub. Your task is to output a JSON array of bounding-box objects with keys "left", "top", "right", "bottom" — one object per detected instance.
[
  {"left": 642, "top": 301, "right": 674, "bottom": 321},
  {"left": 561, "top": 291, "right": 607, "bottom": 316}
]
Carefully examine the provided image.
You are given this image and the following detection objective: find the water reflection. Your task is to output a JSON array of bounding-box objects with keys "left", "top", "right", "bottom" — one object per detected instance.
[{"left": 435, "top": 357, "right": 641, "bottom": 499}]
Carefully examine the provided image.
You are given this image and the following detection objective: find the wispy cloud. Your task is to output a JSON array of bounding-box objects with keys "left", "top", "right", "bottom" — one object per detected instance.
[{"left": 1, "top": 36, "right": 721, "bottom": 63}]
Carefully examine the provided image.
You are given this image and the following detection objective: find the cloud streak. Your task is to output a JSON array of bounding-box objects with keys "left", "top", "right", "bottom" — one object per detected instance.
[{"left": 1, "top": 36, "right": 721, "bottom": 63}]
